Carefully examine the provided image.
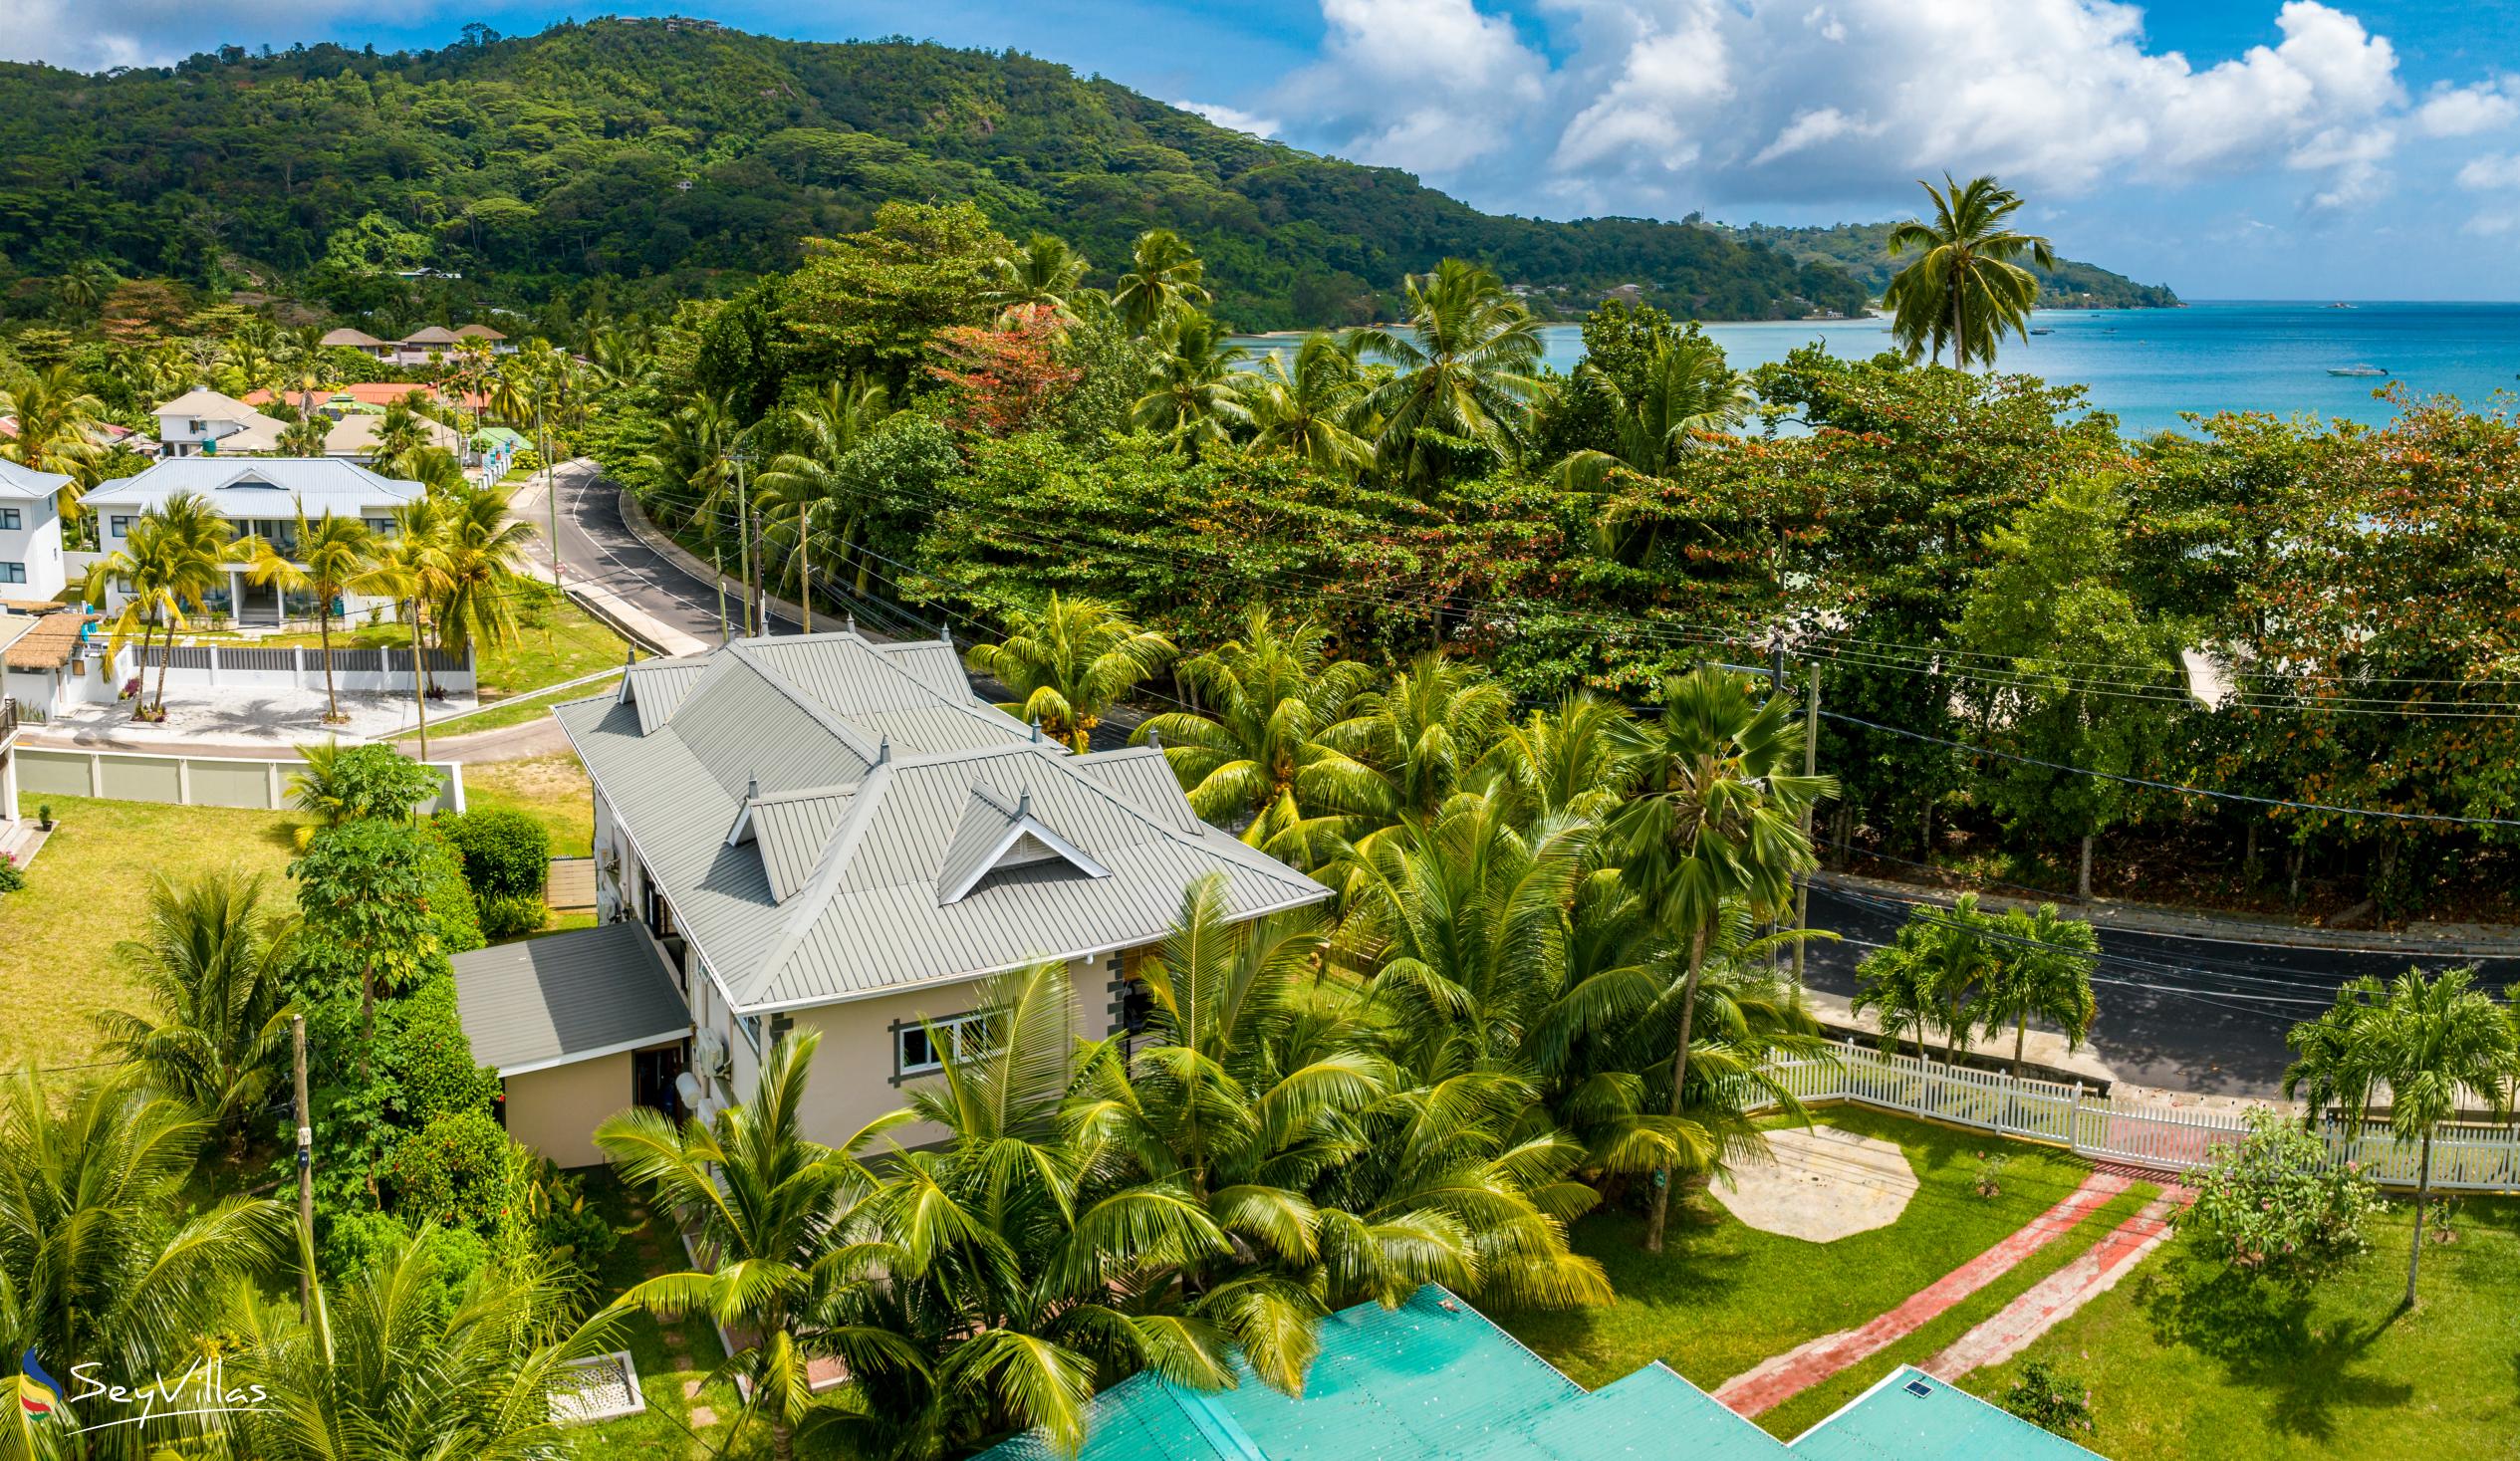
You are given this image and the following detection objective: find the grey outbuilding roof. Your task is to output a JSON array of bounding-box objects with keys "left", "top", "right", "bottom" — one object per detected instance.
[
  {"left": 556, "top": 630, "right": 1333, "bottom": 1015},
  {"left": 449, "top": 922, "right": 691, "bottom": 1076}
]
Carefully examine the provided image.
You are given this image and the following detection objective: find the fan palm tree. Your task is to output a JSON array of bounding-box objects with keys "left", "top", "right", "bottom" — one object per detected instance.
[
  {"left": 230, "top": 1227, "right": 618, "bottom": 1461},
  {"left": 1353, "top": 260, "right": 1545, "bottom": 490},
  {"left": 234, "top": 505, "right": 390, "bottom": 723},
  {"left": 2293, "top": 968, "right": 2520, "bottom": 1308},
  {"left": 1134, "top": 611, "right": 1375, "bottom": 864},
  {"left": 93, "top": 869, "right": 299, "bottom": 1158},
  {"left": 984, "top": 233, "right": 1095, "bottom": 325},
  {"left": 1314, "top": 653, "right": 1514, "bottom": 852},
  {"left": 0, "top": 363, "right": 109, "bottom": 516},
  {"left": 1976, "top": 903, "right": 2100, "bottom": 1076},
  {"left": 1553, "top": 334, "right": 1751, "bottom": 493},
  {"left": 0, "top": 1068, "right": 289, "bottom": 1447},
  {"left": 1111, "top": 228, "right": 1211, "bottom": 337},
  {"left": 964, "top": 594, "right": 1175, "bottom": 752},
  {"left": 1613, "top": 666, "right": 1833, "bottom": 1252},
  {"left": 1243, "top": 333, "right": 1376, "bottom": 477},
  {"left": 598, "top": 1031, "right": 919, "bottom": 1461},
  {"left": 1882, "top": 173, "right": 2056, "bottom": 368},
  {"left": 1131, "top": 314, "right": 1253, "bottom": 452}
]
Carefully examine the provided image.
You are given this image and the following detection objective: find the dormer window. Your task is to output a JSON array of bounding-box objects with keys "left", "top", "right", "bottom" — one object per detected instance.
[{"left": 936, "top": 788, "right": 1109, "bottom": 905}]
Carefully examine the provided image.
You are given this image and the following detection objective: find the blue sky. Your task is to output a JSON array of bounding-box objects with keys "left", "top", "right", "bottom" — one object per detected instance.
[{"left": 18, "top": 0, "right": 2520, "bottom": 299}]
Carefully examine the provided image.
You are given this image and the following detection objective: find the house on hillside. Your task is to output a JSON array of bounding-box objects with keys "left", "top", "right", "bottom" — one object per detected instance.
[
  {"left": 319, "top": 327, "right": 395, "bottom": 362},
  {"left": 76, "top": 458, "right": 422, "bottom": 625},
  {"left": 391, "top": 325, "right": 464, "bottom": 366},
  {"left": 152, "top": 386, "right": 289, "bottom": 458},
  {"left": 0, "top": 459, "right": 69, "bottom": 602},
  {"left": 452, "top": 323, "right": 514, "bottom": 354},
  {"left": 457, "top": 628, "right": 1330, "bottom": 1164}
]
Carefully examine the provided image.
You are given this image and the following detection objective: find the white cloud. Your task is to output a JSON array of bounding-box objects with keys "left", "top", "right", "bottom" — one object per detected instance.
[
  {"left": 1176, "top": 101, "right": 1283, "bottom": 139},
  {"left": 1274, "top": 0, "right": 2430, "bottom": 220},
  {"left": 2455, "top": 152, "right": 2520, "bottom": 190},
  {"left": 0, "top": 0, "right": 403, "bottom": 71},
  {"left": 2414, "top": 82, "right": 2518, "bottom": 137}
]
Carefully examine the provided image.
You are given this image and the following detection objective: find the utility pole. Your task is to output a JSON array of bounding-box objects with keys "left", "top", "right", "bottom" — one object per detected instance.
[
  {"left": 731, "top": 448, "right": 755, "bottom": 638},
  {"left": 538, "top": 397, "right": 560, "bottom": 589},
  {"left": 1793, "top": 661, "right": 1821, "bottom": 991},
  {"left": 293, "top": 1013, "right": 313, "bottom": 1316},
  {"left": 714, "top": 547, "right": 729, "bottom": 644},
  {"left": 409, "top": 600, "right": 429, "bottom": 762}
]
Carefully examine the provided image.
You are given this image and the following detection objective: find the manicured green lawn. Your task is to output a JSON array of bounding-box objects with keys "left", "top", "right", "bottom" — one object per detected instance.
[
  {"left": 215, "top": 585, "right": 630, "bottom": 707},
  {"left": 461, "top": 752, "right": 595, "bottom": 856},
  {"left": 433, "top": 670, "right": 623, "bottom": 737},
  {"left": 0, "top": 796, "right": 312, "bottom": 1068},
  {"left": 1497, "top": 1108, "right": 2144, "bottom": 1438},
  {"left": 573, "top": 1168, "right": 759, "bottom": 1460},
  {"left": 1961, "top": 1194, "right": 2520, "bottom": 1457}
]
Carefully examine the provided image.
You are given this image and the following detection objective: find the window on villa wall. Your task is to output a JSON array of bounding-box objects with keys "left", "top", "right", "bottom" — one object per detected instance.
[
  {"left": 893, "top": 1010, "right": 1000, "bottom": 1079},
  {"left": 0, "top": 563, "right": 22, "bottom": 585},
  {"left": 0, "top": 509, "right": 19, "bottom": 531}
]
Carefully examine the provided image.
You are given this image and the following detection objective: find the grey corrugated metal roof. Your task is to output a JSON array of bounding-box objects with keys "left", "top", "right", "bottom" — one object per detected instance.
[
  {"left": 83, "top": 458, "right": 420, "bottom": 517},
  {"left": 0, "top": 459, "right": 70, "bottom": 502},
  {"left": 556, "top": 630, "right": 1334, "bottom": 1016},
  {"left": 624, "top": 657, "right": 713, "bottom": 735},
  {"left": 449, "top": 922, "right": 690, "bottom": 1075}
]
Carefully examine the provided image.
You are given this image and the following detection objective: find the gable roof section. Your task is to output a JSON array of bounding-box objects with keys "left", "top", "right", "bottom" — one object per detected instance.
[
  {"left": 0, "top": 459, "right": 67, "bottom": 502},
  {"left": 83, "top": 457, "right": 422, "bottom": 515},
  {"left": 556, "top": 629, "right": 1333, "bottom": 1016},
  {"left": 152, "top": 386, "right": 266, "bottom": 420}
]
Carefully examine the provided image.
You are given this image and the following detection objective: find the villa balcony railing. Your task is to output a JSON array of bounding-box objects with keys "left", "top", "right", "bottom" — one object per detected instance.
[{"left": 0, "top": 697, "right": 17, "bottom": 741}]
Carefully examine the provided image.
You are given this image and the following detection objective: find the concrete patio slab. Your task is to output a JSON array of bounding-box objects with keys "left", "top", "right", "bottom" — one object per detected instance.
[{"left": 1713, "top": 1123, "right": 1919, "bottom": 1243}]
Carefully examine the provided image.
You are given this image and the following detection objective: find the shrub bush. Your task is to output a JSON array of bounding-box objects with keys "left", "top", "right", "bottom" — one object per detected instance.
[
  {"left": 0, "top": 853, "right": 22, "bottom": 894},
  {"left": 388, "top": 1107, "right": 513, "bottom": 1232},
  {"left": 420, "top": 829, "right": 484, "bottom": 954},
  {"left": 2004, "top": 1359, "right": 2096, "bottom": 1438},
  {"left": 480, "top": 894, "right": 549, "bottom": 941},
  {"left": 438, "top": 808, "right": 549, "bottom": 901},
  {"left": 2173, "top": 1107, "right": 2381, "bottom": 1289}
]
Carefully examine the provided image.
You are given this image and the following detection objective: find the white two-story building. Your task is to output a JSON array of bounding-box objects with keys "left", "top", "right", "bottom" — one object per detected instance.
[
  {"left": 77, "top": 458, "right": 423, "bottom": 625},
  {"left": 0, "top": 460, "right": 68, "bottom": 603}
]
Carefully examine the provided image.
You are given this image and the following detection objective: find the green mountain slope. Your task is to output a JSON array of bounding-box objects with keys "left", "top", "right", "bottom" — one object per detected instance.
[
  {"left": 1729, "top": 221, "right": 2181, "bottom": 309},
  {"left": 0, "top": 19, "right": 1868, "bottom": 328}
]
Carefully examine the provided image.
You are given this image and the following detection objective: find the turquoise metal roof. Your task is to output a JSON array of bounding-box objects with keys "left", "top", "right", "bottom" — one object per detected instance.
[
  {"left": 977, "top": 1292, "right": 2110, "bottom": 1461},
  {"left": 1787, "top": 1367, "right": 2103, "bottom": 1461}
]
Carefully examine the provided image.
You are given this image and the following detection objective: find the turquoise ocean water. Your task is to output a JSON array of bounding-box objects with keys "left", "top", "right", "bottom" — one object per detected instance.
[{"left": 1237, "top": 300, "right": 2520, "bottom": 438}]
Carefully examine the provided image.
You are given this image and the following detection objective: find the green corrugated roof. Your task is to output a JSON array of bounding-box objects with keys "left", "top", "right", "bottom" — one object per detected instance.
[{"left": 976, "top": 1293, "right": 2111, "bottom": 1461}]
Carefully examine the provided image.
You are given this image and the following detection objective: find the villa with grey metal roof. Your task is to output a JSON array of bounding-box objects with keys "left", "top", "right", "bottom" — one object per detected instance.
[{"left": 507, "top": 627, "right": 1331, "bottom": 1156}]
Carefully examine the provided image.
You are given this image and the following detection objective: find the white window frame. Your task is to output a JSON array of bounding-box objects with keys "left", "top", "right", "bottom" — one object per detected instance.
[
  {"left": 895, "top": 1010, "right": 998, "bottom": 1077},
  {"left": 0, "top": 562, "right": 22, "bottom": 585},
  {"left": 0, "top": 508, "right": 19, "bottom": 531}
]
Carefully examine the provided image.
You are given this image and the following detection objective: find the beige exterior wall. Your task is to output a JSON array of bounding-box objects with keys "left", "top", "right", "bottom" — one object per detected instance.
[
  {"left": 503, "top": 1053, "right": 638, "bottom": 1169},
  {"left": 788, "top": 951, "right": 1133, "bottom": 1149}
]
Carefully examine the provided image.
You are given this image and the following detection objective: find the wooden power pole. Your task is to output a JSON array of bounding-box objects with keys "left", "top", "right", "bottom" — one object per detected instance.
[
  {"left": 1792, "top": 662, "right": 1821, "bottom": 990},
  {"left": 293, "top": 1013, "right": 313, "bottom": 1315}
]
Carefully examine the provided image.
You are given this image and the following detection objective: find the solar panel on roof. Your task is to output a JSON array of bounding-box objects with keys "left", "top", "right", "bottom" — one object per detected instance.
[{"left": 1904, "top": 1379, "right": 1935, "bottom": 1398}]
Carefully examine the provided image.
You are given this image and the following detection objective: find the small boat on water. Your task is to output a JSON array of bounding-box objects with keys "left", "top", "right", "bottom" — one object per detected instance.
[
  {"left": 2327, "top": 302, "right": 2357, "bottom": 310},
  {"left": 2327, "top": 364, "right": 2389, "bottom": 377},
  {"left": 2029, "top": 327, "right": 2053, "bottom": 336}
]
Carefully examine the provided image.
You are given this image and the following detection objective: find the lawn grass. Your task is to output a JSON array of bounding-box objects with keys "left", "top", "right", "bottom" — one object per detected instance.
[
  {"left": 208, "top": 585, "right": 630, "bottom": 707},
  {"left": 461, "top": 752, "right": 595, "bottom": 856},
  {"left": 1496, "top": 1108, "right": 2110, "bottom": 1419},
  {"left": 572, "top": 1168, "right": 757, "bottom": 1460},
  {"left": 1959, "top": 1193, "right": 2520, "bottom": 1457},
  {"left": 431, "top": 669, "right": 623, "bottom": 738},
  {"left": 0, "top": 795, "right": 312, "bottom": 1069}
]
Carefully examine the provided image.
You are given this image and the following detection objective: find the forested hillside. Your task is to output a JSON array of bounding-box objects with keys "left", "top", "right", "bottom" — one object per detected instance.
[
  {"left": 0, "top": 18, "right": 1866, "bottom": 329},
  {"left": 1731, "top": 221, "right": 2182, "bottom": 309}
]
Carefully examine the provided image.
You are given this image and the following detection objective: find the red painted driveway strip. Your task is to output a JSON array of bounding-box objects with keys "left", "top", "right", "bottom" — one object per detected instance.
[
  {"left": 1711, "top": 1169, "right": 2133, "bottom": 1417},
  {"left": 1925, "top": 1189, "right": 2185, "bottom": 1380}
]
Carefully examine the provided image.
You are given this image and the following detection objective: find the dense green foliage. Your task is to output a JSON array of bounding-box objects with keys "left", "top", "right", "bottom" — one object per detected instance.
[
  {"left": 437, "top": 805, "right": 552, "bottom": 902},
  {"left": 2174, "top": 1109, "right": 2382, "bottom": 1290},
  {"left": 1733, "top": 219, "right": 2181, "bottom": 308},
  {"left": 0, "top": 19, "right": 1866, "bottom": 329}
]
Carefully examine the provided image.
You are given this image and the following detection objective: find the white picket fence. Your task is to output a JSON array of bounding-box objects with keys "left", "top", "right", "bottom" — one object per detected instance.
[{"left": 1758, "top": 1042, "right": 2520, "bottom": 1192}]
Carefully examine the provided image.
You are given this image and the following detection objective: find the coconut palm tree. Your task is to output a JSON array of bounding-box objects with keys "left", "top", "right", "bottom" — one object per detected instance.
[
  {"left": 637, "top": 394, "right": 738, "bottom": 541},
  {"left": 1111, "top": 228, "right": 1211, "bottom": 337},
  {"left": 235, "top": 506, "right": 390, "bottom": 723},
  {"left": 430, "top": 482, "right": 536, "bottom": 657},
  {"left": 1976, "top": 902, "right": 2101, "bottom": 1076},
  {"left": 1553, "top": 333, "right": 1751, "bottom": 493},
  {"left": 378, "top": 496, "right": 453, "bottom": 721},
  {"left": 1473, "top": 693, "right": 1639, "bottom": 826},
  {"left": 230, "top": 1227, "right": 618, "bottom": 1461},
  {"left": 1613, "top": 666, "right": 1833, "bottom": 1252},
  {"left": 0, "top": 363, "right": 109, "bottom": 517},
  {"left": 372, "top": 395, "right": 437, "bottom": 469},
  {"left": 1882, "top": 173, "right": 2056, "bottom": 369},
  {"left": 984, "top": 233, "right": 1095, "bottom": 325},
  {"left": 598, "top": 1031, "right": 920, "bottom": 1461},
  {"left": 1244, "top": 333, "right": 1376, "bottom": 477},
  {"left": 0, "top": 1068, "right": 289, "bottom": 1446},
  {"left": 1131, "top": 314, "right": 1252, "bottom": 452},
  {"left": 107, "top": 491, "right": 235, "bottom": 717},
  {"left": 276, "top": 412, "right": 330, "bottom": 456},
  {"left": 1314, "top": 654, "right": 1514, "bottom": 852},
  {"left": 82, "top": 513, "right": 184, "bottom": 721},
  {"left": 93, "top": 869, "right": 299, "bottom": 1158},
  {"left": 756, "top": 375, "right": 893, "bottom": 623},
  {"left": 1134, "top": 611, "right": 1375, "bottom": 864},
  {"left": 1353, "top": 260, "right": 1545, "bottom": 490},
  {"left": 964, "top": 594, "right": 1175, "bottom": 752},
  {"left": 2293, "top": 968, "right": 2520, "bottom": 1308}
]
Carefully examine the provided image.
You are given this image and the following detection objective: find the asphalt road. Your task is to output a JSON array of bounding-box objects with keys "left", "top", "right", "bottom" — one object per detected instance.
[{"left": 1801, "top": 883, "right": 2520, "bottom": 1097}]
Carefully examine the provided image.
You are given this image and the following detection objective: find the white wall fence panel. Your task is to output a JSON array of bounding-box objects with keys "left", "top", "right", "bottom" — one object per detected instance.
[
  {"left": 1759, "top": 1042, "right": 2520, "bottom": 1193},
  {"left": 14, "top": 745, "right": 463, "bottom": 816},
  {"left": 113, "top": 643, "right": 475, "bottom": 695}
]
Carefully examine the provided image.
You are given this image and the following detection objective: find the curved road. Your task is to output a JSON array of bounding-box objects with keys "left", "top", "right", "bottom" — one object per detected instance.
[{"left": 1800, "top": 883, "right": 2520, "bottom": 1097}]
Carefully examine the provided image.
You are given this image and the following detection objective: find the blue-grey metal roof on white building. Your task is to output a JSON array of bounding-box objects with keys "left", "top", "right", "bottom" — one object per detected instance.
[
  {"left": 557, "top": 630, "right": 1332, "bottom": 1015},
  {"left": 81, "top": 458, "right": 422, "bottom": 519},
  {"left": 0, "top": 460, "right": 68, "bottom": 501}
]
